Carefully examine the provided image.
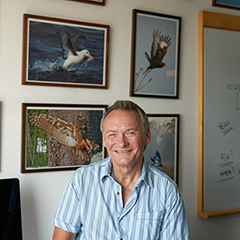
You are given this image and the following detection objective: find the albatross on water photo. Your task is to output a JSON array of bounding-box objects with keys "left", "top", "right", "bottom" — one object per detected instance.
[{"left": 21, "top": 14, "right": 109, "bottom": 88}]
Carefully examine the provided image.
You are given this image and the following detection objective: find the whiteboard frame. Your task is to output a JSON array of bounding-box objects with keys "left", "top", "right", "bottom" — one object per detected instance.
[{"left": 198, "top": 11, "right": 240, "bottom": 218}]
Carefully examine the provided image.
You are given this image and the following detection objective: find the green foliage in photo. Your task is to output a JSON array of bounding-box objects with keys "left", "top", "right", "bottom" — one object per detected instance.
[{"left": 26, "top": 109, "right": 49, "bottom": 168}]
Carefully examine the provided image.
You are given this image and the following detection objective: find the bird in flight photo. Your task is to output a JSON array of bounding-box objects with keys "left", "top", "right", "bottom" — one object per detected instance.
[
  {"left": 144, "top": 29, "right": 171, "bottom": 75},
  {"left": 134, "top": 29, "right": 171, "bottom": 93}
]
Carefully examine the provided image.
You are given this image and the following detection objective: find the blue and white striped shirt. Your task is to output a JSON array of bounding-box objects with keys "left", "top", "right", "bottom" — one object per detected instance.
[{"left": 52, "top": 157, "right": 189, "bottom": 240}]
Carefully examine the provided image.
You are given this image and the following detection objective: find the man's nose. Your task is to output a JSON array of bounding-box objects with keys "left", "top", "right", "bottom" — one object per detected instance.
[{"left": 117, "top": 134, "right": 128, "bottom": 147}]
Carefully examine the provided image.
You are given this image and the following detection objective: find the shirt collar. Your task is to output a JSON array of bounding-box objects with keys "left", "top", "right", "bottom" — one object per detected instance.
[
  {"left": 100, "top": 157, "right": 113, "bottom": 182},
  {"left": 139, "top": 160, "right": 153, "bottom": 188},
  {"left": 100, "top": 157, "right": 153, "bottom": 188}
]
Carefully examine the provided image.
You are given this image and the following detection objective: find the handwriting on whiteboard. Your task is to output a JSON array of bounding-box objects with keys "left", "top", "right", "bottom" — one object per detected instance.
[
  {"left": 215, "top": 85, "right": 240, "bottom": 183},
  {"left": 226, "top": 84, "right": 240, "bottom": 110},
  {"left": 218, "top": 150, "right": 234, "bottom": 183},
  {"left": 226, "top": 84, "right": 240, "bottom": 91},
  {"left": 218, "top": 120, "right": 233, "bottom": 136}
]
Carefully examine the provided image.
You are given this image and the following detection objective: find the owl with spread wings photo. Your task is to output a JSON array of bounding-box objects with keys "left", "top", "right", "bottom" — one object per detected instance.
[{"left": 23, "top": 105, "right": 105, "bottom": 172}]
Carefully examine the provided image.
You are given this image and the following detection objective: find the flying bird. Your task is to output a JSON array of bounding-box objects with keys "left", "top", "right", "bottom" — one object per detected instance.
[
  {"left": 144, "top": 30, "right": 171, "bottom": 75},
  {"left": 30, "top": 112, "right": 99, "bottom": 161},
  {"left": 51, "top": 31, "right": 94, "bottom": 69}
]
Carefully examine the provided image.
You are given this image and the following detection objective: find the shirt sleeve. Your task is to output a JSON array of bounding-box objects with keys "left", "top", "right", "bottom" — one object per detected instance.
[
  {"left": 52, "top": 177, "right": 82, "bottom": 233},
  {"left": 160, "top": 187, "right": 190, "bottom": 240}
]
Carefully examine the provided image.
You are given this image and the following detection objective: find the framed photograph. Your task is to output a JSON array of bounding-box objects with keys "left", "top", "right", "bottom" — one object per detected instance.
[
  {"left": 213, "top": 0, "right": 240, "bottom": 10},
  {"left": 67, "top": 0, "right": 105, "bottom": 6},
  {"left": 22, "top": 14, "right": 109, "bottom": 88},
  {"left": 21, "top": 103, "right": 107, "bottom": 173},
  {"left": 144, "top": 114, "right": 179, "bottom": 183},
  {"left": 130, "top": 9, "right": 181, "bottom": 98}
]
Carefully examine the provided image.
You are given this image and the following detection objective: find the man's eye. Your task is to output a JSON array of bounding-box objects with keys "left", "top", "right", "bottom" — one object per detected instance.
[
  {"left": 126, "top": 131, "right": 135, "bottom": 136},
  {"left": 108, "top": 133, "right": 116, "bottom": 137}
]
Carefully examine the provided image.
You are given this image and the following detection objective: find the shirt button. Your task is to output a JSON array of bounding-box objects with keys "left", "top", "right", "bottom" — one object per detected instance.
[{"left": 117, "top": 192, "right": 120, "bottom": 195}]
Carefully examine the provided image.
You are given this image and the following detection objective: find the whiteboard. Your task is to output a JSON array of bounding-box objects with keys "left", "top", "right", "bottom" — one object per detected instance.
[
  {"left": 198, "top": 11, "right": 240, "bottom": 218},
  {"left": 203, "top": 28, "right": 240, "bottom": 212}
]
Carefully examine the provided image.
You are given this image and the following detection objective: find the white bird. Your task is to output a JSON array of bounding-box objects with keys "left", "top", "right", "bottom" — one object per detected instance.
[
  {"left": 63, "top": 49, "right": 93, "bottom": 68},
  {"left": 51, "top": 31, "right": 94, "bottom": 69}
]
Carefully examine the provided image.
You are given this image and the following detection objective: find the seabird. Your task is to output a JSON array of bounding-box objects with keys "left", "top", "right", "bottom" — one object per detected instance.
[{"left": 51, "top": 31, "right": 94, "bottom": 69}]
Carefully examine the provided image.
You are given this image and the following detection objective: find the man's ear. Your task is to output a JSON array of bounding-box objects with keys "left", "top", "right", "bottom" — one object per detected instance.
[
  {"left": 102, "top": 135, "right": 107, "bottom": 148},
  {"left": 145, "top": 128, "right": 151, "bottom": 145}
]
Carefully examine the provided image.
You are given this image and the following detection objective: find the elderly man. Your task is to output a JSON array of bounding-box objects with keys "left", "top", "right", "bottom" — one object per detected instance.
[{"left": 52, "top": 100, "right": 189, "bottom": 240}]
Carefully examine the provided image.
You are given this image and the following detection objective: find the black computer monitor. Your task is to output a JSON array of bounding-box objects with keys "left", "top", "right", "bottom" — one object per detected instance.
[{"left": 0, "top": 178, "right": 22, "bottom": 240}]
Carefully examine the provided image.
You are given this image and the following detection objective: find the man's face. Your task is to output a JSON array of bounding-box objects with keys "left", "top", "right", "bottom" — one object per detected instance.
[{"left": 102, "top": 109, "right": 150, "bottom": 169}]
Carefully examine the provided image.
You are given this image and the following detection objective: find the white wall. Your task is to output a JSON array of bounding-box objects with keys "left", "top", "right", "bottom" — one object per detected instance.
[{"left": 1, "top": 0, "right": 240, "bottom": 239}]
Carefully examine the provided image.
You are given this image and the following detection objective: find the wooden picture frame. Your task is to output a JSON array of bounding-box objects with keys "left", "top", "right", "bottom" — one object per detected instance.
[
  {"left": 145, "top": 114, "right": 179, "bottom": 183},
  {"left": 21, "top": 103, "right": 107, "bottom": 173},
  {"left": 68, "top": 0, "right": 105, "bottom": 6},
  {"left": 198, "top": 11, "right": 240, "bottom": 218},
  {"left": 130, "top": 9, "right": 181, "bottom": 98},
  {"left": 212, "top": 0, "right": 240, "bottom": 10},
  {"left": 22, "top": 14, "right": 109, "bottom": 88}
]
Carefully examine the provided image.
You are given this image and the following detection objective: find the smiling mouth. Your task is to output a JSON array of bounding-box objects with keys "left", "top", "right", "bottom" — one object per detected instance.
[{"left": 115, "top": 150, "right": 132, "bottom": 154}]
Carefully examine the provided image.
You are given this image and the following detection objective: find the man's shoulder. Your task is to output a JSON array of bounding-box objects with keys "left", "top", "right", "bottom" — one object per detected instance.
[
  {"left": 70, "top": 157, "right": 111, "bottom": 187},
  {"left": 74, "top": 157, "right": 110, "bottom": 174},
  {"left": 146, "top": 162, "right": 177, "bottom": 188}
]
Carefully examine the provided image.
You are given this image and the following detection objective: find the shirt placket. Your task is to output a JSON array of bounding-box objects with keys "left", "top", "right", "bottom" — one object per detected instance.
[{"left": 116, "top": 185, "right": 140, "bottom": 240}]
